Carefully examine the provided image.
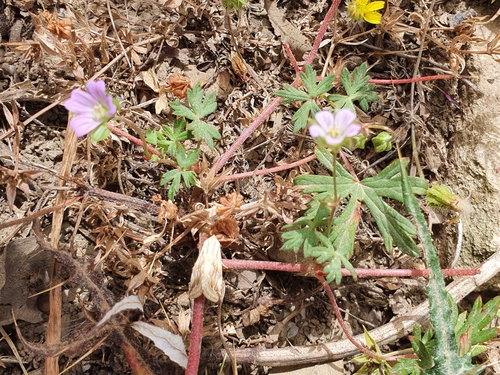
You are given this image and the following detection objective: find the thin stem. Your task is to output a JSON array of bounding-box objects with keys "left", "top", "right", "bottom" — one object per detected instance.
[
  {"left": 221, "top": 259, "right": 478, "bottom": 278},
  {"left": 326, "top": 151, "right": 339, "bottom": 236},
  {"left": 219, "top": 154, "right": 316, "bottom": 182},
  {"left": 317, "top": 273, "right": 415, "bottom": 362},
  {"left": 186, "top": 295, "right": 205, "bottom": 375},
  {"left": 107, "top": 123, "right": 162, "bottom": 157}
]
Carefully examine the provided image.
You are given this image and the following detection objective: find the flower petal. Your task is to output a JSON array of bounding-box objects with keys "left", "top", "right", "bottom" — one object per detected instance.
[
  {"left": 314, "top": 110, "right": 335, "bottom": 129},
  {"left": 324, "top": 135, "right": 345, "bottom": 146},
  {"left": 86, "top": 80, "right": 108, "bottom": 103},
  {"left": 65, "top": 90, "right": 98, "bottom": 113},
  {"left": 365, "top": 1, "right": 385, "bottom": 11},
  {"left": 364, "top": 10, "right": 382, "bottom": 24},
  {"left": 70, "top": 115, "right": 101, "bottom": 136},
  {"left": 344, "top": 123, "right": 362, "bottom": 137},
  {"left": 309, "top": 124, "right": 326, "bottom": 139},
  {"left": 104, "top": 96, "right": 117, "bottom": 117},
  {"left": 335, "top": 109, "right": 357, "bottom": 130}
]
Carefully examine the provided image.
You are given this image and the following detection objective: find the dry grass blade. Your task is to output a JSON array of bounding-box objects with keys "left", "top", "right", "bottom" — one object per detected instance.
[{"left": 0, "top": 326, "right": 28, "bottom": 375}]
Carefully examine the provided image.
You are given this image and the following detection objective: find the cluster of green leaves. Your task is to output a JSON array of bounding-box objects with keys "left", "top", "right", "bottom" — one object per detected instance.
[
  {"left": 281, "top": 147, "right": 427, "bottom": 283},
  {"left": 275, "top": 63, "right": 379, "bottom": 132},
  {"left": 378, "top": 296, "right": 500, "bottom": 375},
  {"left": 146, "top": 83, "right": 219, "bottom": 200}
]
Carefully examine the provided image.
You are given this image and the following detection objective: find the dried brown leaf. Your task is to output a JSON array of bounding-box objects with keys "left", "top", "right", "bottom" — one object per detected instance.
[
  {"left": 166, "top": 73, "right": 191, "bottom": 99},
  {"left": 264, "top": 0, "right": 310, "bottom": 59}
]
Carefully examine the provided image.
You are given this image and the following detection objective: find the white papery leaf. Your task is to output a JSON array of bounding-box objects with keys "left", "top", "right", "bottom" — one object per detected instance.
[
  {"left": 131, "top": 321, "right": 188, "bottom": 369},
  {"left": 96, "top": 295, "right": 143, "bottom": 327}
]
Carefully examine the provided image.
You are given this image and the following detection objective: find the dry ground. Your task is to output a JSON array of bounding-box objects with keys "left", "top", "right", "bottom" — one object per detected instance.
[{"left": 1, "top": 0, "right": 500, "bottom": 374}]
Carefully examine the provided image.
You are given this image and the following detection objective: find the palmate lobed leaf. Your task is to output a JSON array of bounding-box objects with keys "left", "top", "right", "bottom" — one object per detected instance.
[
  {"left": 328, "top": 62, "right": 378, "bottom": 111},
  {"left": 292, "top": 151, "right": 426, "bottom": 256}
]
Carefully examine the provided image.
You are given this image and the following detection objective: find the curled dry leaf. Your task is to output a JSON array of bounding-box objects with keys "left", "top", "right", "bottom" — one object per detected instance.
[
  {"left": 230, "top": 52, "right": 249, "bottom": 82},
  {"left": 189, "top": 235, "right": 224, "bottom": 303},
  {"left": 42, "top": 10, "right": 72, "bottom": 40},
  {"left": 211, "top": 216, "right": 240, "bottom": 247},
  {"left": 166, "top": 72, "right": 191, "bottom": 99},
  {"left": 143, "top": 69, "right": 169, "bottom": 114},
  {"left": 152, "top": 194, "right": 178, "bottom": 223}
]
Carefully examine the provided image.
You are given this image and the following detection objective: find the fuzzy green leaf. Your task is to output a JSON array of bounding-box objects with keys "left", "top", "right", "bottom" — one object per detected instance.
[
  {"left": 399, "top": 158, "right": 475, "bottom": 375},
  {"left": 160, "top": 169, "right": 182, "bottom": 201},
  {"left": 390, "top": 358, "right": 422, "bottom": 375},
  {"left": 187, "top": 119, "right": 221, "bottom": 150},
  {"left": 275, "top": 65, "right": 334, "bottom": 132},
  {"left": 275, "top": 84, "right": 311, "bottom": 103},
  {"left": 328, "top": 63, "right": 378, "bottom": 111}
]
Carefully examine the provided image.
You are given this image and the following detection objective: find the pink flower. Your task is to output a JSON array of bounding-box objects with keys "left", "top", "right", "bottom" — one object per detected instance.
[
  {"left": 64, "top": 80, "right": 116, "bottom": 137},
  {"left": 309, "top": 109, "right": 361, "bottom": 147}
]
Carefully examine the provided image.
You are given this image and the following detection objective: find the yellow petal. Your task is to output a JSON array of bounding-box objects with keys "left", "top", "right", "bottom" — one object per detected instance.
[
  {"left": 365, "top": 1, "right": 385, "bottom": 11},
  {"left": 364, "top": 10, "right": 382, "bottom": 24}
]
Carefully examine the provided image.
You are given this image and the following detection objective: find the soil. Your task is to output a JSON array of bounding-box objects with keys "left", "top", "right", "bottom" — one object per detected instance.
[{"left": 0, "top": 0, "right": 500, "bottom": 374}]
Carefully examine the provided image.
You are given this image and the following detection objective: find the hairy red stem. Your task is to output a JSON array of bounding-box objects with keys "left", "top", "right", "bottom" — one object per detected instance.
[
  {"left": 222, "top": 259, "right": 478, "bottom": 278},
  {"left": 219, "top": 153, "right": 316, "bottom": 182},
  {"left": 369, "top": 75, "right": 455, "bottom": 84},
  {"left": 107, "top": 124, "right": 162, "bottom": 157},
  {"left": 186, "top": 295, "right": 205, "bottom": 375}
]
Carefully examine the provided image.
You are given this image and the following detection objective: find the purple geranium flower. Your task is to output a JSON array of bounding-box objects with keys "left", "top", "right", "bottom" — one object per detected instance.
[
  {"left": 309, "top": 109, "right": 361, "bottom": 148},
  {"left": 64, "top": 80, "right": 117, "bottom": 137}
]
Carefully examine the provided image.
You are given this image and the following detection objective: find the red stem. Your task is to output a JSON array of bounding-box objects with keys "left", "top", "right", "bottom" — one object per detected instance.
[
  {"left": 219, "top": 153, "right": 316, "bottom": 182},
  {"left": 316, "top": 273, "right": 415, "bottom": 362},
  {"left": 185, "top": 295, "right": 205, "bottom": 375},
  {"left": 369, "top": 75, "right": 455, "bottom": 85},
  {"left": 222, "top": 259, "right": 478, "bottom": 278},
  {"left": 107, "top": 124, "right": 162, "bottom": 158},
  {"left": 305, "top": 0, "right": 342, "bottom": 65},
  {"left": 283, "top": 43, "right": 301, "bottom": 76}
]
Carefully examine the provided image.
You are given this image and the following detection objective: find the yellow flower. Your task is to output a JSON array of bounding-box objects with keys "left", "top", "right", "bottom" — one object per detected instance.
[{"left": 347, "top": 0, "right": 385, "bottom": 24}]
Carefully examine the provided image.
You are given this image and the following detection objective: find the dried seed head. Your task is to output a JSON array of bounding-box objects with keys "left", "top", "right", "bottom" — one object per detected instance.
[{"left": 189, "top": 236, "right": 224, "bottom": 303}]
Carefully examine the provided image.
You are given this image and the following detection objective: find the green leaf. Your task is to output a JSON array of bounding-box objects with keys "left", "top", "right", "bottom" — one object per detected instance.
[
  {"left": 399, "top": 158, "right": 475, "bottom": 375},
  {"left": 160, "top": 169, "right": 182, "bottom": 201},
  {"left": 170, "top": 100, "right": 197, "bottom": 121},
  {"left": 281, "top": 157, "right": 427, "bottom": 284},
  {"left": 301, "top": 65, "right": 335, "bottom": 98},
  {"left": 281, "top": 224, "right": 318, "bottom": 253},
  {"left": 169, "top": 83, "right": 219, "bottom": 149},
  {"left": 275, "top": 65, "right": 334, "bottom": 132},
  {"left": 275, "top": 84, "right": 310, "bottom": 103},
  {"left": 181, "top": 170, "right": 197, "bottom": 189},
  {"left": 455, "top": 296, "right": 500, "bottom": 347},
  {"left": 411, "top": 336, "right": 435, "bottom": 369},
  {"left": 328, "top": 63, "right": 379, "bottom": 111},
  {"left": 292, "top": 100, "right": 320, "bottom": 132},
  {"left": 186, "top": 83, "right": 217, "bottom": 118},
  {"left": 187, "top": 119, "right": 221, "bottom": 150},
  {"left": 391, "top": 358, "right": 422, "bottom": 375},
  {"left": 175, "top": 146, "right": 200, "bottom": 169}
]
